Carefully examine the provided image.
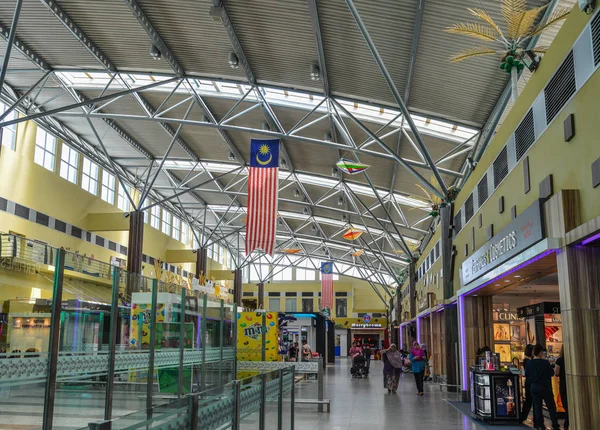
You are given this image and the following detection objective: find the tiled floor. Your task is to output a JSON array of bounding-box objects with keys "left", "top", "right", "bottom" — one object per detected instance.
[{"left": 291, "top": 359, "right": 486, "bottom": 430}]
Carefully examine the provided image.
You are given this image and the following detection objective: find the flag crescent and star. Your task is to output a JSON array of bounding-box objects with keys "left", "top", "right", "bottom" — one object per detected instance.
[{"left": 246, "top": 138, "right": 281, "bottom": 256}]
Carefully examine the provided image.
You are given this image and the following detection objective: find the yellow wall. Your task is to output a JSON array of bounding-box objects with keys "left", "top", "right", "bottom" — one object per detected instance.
[
  {"left": 242, "top": 276, "right": 389, "bottom": 316},
  {"left": 452, "top": 10, "right": 600, "bottom": 291}
]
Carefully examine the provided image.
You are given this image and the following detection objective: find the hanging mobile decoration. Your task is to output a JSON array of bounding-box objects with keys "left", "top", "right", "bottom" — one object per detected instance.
[
  {"left": 342, "top": 227, "right": 363, "bottom": 240},
  {"left": 336, "top": 158, "right": 370, "bottom": 175}
]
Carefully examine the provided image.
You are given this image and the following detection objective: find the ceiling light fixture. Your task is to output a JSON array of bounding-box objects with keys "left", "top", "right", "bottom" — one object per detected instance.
[
  {"left": 228, "top": 52, "right": 240, "bottom": 69},
  {"left": 294, "top": 188, "right": 301, "bottom": 198},
  {"left": 228, "top": 152, "right": 235, "bottom": 161},
  {"left": 310, "top": 63, "right": 321, "bottom": 81},
  {"left": 149, "top": 45, "right": 161, "bottom": 60},
  {"left": 338, "top": 196, "right": 344, "bottom": 206}
]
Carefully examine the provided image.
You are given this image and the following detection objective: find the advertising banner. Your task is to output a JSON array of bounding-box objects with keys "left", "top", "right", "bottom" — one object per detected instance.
[{"left": 236, "top": 311, "right": 279, "bottom": 361}]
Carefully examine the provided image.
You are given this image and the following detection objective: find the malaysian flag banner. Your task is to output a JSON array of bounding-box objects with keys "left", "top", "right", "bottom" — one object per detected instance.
[
  {"left": 246, "top": 138, "right": 280, "bottom": 256},
  {"left": 321, "top": 261, "right": 334, "bottom": 310}
]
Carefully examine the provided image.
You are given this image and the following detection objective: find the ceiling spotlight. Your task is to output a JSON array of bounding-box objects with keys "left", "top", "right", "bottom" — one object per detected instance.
[
  {"left": 332, "top": 167, "right": 339, "bottom": 177},
  {"left": 228, "top": 152, "right": 235, "bottom": 161},
  {"left": 277, "top": 219, "right": 283, "bottom": 226},
  {"left": 311, "top": 224, "right": 317, "bottom": 232},
  {"left": 149, "top": 45, "right": 162, "bottom": 60},
  {"left": 303, "top": 207, "right": 310, "bottom": 215},
  {"left": 341, "top": 214, "right": 347, "bottom": 222},
  {"left": 228, "top": 52, "right": 240, "bottom": 69},
  {"left": 280, "top": 158, "right": 287, "bottom": 168},
  {"left": 337, "top": 196, "right": 344, "bottom": 206},
  {"left": 310, "top": 63, "right": 321, "bottom": 81},
  {"left": 324, "top": 132, "right": 332, "bottom": 142},
  {"left": 294, "top": 188, "right": 301, "bottom": 198},
  {"left": 262, "top": 122, "right": 270, "bottom": 131}
]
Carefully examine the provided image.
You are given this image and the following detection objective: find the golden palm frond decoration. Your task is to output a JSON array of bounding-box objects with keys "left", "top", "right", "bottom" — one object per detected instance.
[
  {"left": 410, "top": 175, "right": 445, "bottom": 217},
  {"left": 447, "top": 0, "right": 572, "bottom": 103},
  {"left": 153, "top": 259, "right": 164, "bottom": 281}
]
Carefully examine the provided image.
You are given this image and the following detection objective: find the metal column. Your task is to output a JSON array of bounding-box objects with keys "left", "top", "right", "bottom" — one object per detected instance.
[
  {"left": 42, "top": 248, "right": 65, "bottom": 430},
  {"left": 104, "top": 266, "right": 121, "bottom": 420},
  {"left": 146, "top": 278, "right": 159, "bottom": 413},
  {"left": 178, "top": 287, "right": 186, "bottom": 399},
  {"left": 200, "top": 294, "right": 207, "bottom": 392}
]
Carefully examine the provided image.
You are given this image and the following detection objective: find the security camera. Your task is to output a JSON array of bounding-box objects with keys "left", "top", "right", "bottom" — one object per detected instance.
[{"left": 123, "top": 212, "right": 130, "bottom": 218}]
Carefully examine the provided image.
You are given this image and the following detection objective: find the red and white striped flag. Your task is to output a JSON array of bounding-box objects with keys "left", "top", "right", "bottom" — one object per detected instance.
[
  {"left": 321, "top": 262, "right": 334, "bottom": 310},
  {"left": 246, "top": 139, "right": 280, "bottom": 256}
]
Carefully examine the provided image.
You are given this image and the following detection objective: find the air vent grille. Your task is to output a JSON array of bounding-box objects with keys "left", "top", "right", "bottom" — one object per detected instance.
[
  {"left": 477, "top": 174, "right": 488, "bottom": 207},
  {"left": 493, "top": 147, "right": 509, "bottom": 189},
  {"left": 515, "top": 109, "right": 535, "bottom": 161},
  {"left": 454, "top": 210, "right": 462, "bottom": 234},
  {"left": 592, "top": 11, "right": 600, "bottom": 66},
  {"left": 544, "top": 51, "right": 576, "bottom": 124},
  {"left": 465, "top": 194, "right": 474, "bottom": 223}
]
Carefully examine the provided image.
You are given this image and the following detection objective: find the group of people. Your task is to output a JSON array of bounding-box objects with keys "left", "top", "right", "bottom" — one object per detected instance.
[
  {"left": 350, "top": 342, "right": 373, "bottom": 374},
  {"left": 520, "top": 344, "right": 569, "bottom": 430},
  {"left": 381, "top": 341, "right": 427, "bottom": 395},
  {"left": 287, "top": 339, "right": 313, "bottom": 362}
]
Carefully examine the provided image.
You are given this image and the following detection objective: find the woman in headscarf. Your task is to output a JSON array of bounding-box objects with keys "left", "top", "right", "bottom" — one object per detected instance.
[
  {"left": 382, "top": 343, "right": 404, "bottom": 394},
  {"left": 409, "top": 341, "right": 426, "bottom": 396}
]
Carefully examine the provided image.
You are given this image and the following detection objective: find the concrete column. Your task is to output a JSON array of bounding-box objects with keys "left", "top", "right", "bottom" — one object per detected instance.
[
  {"left": 444, "top": 304, "right": 459, "bottom": 391},
  {"left": 408, "top": 263, "right": 416, "bottom": 318},
  {"left": 126, "top": 210, "right": 144, "bottom": 275},
  {"left": 195, "top": 247, "right": 207, "bottom": 278},
  {"left": 233, "top": 268, "right": 242, "bottom": 305},
  {"left": 257, "top": 282, "right": 264, "bottom": 309},
  {"left": 557, "top": 245, "right": 600, "bottom": 428},
  {"left": 463, "top": 296, "right": 493, "bottom": 367}
]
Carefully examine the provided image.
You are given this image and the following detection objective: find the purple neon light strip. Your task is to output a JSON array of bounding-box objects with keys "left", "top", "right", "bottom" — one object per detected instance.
[
  {"left": 416, "top": 316, "right": 421, "bottom": 344},
  {"left": 458, "top": 248, "right": 556, "bottom": 391},
  {"left": 399, "top": 327, "right": 403, "bottom": 349},
  {"left": 582, "top": 231, "right": 600, "bottom": 246}
]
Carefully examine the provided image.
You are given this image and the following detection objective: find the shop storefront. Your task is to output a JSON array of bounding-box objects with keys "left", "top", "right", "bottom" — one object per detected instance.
[{"left": 457, "top": 200, "right": 562, "bottom": 406}]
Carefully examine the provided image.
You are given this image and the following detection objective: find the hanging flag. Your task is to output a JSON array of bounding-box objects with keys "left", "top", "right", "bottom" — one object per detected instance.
[
  {"left": 351, "top": 249, "right": 364, "bottom": 257},
  {"left": 342, "top": 227, "right": 363, "bottom": 241},
  {"left": 246, "top": 139, "right": 280, "bottom": 256},
  {"left": 321, "top": 261, "right": 334, "bottom": 310},
  {"left": 336, "top": 158, "right": 370, "bottom": 175},
  {"left": 282, "top": 248, "right": 301, "bottom": 254}
]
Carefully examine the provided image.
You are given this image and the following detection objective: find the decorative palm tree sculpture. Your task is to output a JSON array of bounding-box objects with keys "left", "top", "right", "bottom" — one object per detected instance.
[{"left": 446, "top": 0, "right": 571, "bottom": 103}]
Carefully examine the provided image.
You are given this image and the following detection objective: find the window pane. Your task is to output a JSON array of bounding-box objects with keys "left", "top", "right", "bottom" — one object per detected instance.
[
  {"left": 0, "top": 103, "right": 16, "bottom": 150},
  {"left": 302, "top": 298, "right": 314, "bottom": 312},
  {"left": 335, "top": 298, "right": 347, "bottom": 317},
  {"left": 101, "top": 171, "right": 115, "bottom": 204},
  {"left": 285, "top": 298, "right": 296, "bottom": 312},
  {"left": 117, "top": 185, "right": 131, "bottom": 212},
  {"left": 161, "top": 210, "right": 171, "bottom": 235},
  {"left": 268, "top": 298, "right": 281, "bottom": 312},
  {"left": 81, "top": 157, "right": 98, "bottom": 194}
]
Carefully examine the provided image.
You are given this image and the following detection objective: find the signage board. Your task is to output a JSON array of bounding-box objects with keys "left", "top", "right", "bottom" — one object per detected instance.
[
  {"left": 461, "top": 200, "right": 545, "bottom": 286},
  {"left": 351, "top": 323, "right": 382, "bottom": 328}
]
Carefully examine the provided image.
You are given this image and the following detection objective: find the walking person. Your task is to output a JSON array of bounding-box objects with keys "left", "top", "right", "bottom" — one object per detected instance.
[
  {"left": 301, "top": 339, "right": 312, "bottom": 362},
  {"left": 363, "top": 344, "right": 372, "bottom": 374},
  {"left": 382, "top": 344, "right": 403, "bottom": 394},
  {"left": 525, "top": 344, "right": 560, "bottom": 430},
  {"left": 349, "top": 342, "right": 362, "bottom": 357},
  {"left": 410, "top": 341, "right": 426, "bottom": 396},
  {"left": 554, "top": 346, "right": 569, "bottom": 429},
  {"left": 519, "top": 344, "right": 538, "bottom": 426},
  {"left": 288, "top": 342, "right": 298, "bottom": 362}
]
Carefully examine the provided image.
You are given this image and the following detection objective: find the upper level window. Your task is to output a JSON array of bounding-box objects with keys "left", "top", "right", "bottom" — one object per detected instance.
[
  {"left": 150, "top": 205, "right": 160, "bottom": 229},
  {"left": 161, "top": 210, "right": 171, "bottom": 235},
  {"left": 296, "top": 268, "right": 316, "bottom": 281},
  {"left": 172, "top": 216, "right": 181, "bottom": 241},
  {"left": 81, "top": 157, "right": 99, "bottom": 195},
  {"left": 34, "top": 128, "right": 56, "bottom": 171},
  {"left": 59, "top": 144, "right": 79, "bottom": 184},
  {"left": 181, "top": 222, "right": 189, "bottom": 245},
  {"left": 101, "top": 171, "right": 116, "bottom": 204},
  {"left": 273, "top": 266, "right": 292, "bottom": 281},
  {"left": 0, "top": 102, "right": 17, "bottom": 150},
  {"left": 117, "top": 184, "right": 131, "bottom": 212}
]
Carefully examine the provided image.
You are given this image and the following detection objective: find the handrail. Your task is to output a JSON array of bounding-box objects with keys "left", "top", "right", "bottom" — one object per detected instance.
[{"left": 82, "top": 365, "right": 296, "bottom": 430}]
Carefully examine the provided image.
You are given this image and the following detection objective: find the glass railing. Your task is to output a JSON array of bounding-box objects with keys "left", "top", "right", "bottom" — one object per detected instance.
[
  {"left": 0, "top": 234, "right": 237, "bottom": 429},
  {"left": 76, "top": 366, "right": 295, "bottom": 429}
]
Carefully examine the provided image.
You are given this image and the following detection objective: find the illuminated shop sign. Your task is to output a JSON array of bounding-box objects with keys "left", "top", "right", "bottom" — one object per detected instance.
[
  {"left": 0, "top": 258, "right": 40, "bottom": 275},
  {"left": 461, "top": 200, "right": 544, "bottom": 286},
  {"left": 351, "top": 323, "right": 382, "bottom": 328}
]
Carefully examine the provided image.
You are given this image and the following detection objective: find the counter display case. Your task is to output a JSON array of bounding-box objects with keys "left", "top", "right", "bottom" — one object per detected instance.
[{"left": 470, "top": 367, "right": 521, "bottom": 423}]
